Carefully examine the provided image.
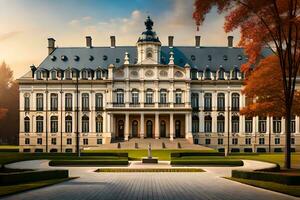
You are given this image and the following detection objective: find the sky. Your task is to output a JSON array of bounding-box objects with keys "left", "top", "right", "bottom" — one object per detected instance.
[{"left": 0, "top": 0, "right": 240, "bottom": 78}]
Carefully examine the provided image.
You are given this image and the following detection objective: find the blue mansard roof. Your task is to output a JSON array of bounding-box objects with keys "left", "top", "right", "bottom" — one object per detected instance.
[{"left": 37, "top": 46, "right": 272, "bottom": 72}]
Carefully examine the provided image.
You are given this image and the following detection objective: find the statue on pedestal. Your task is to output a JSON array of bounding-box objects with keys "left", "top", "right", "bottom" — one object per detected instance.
[{"left": 148, "top": 143, "right": 152, "bottom": 159}]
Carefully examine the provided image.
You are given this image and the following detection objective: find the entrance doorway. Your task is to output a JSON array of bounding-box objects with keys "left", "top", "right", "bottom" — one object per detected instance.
[
  {"left": 132, "top": 120, "right": 138, "bottom": 137},
  {"left": 118, "top": 120, "right": 124, "bottom": 138},
  {"left": 175, "top": 120, "right": 181, "bottom": 138},
  {"left": 160, "top": 120, "right": 166, "bottom": 137},
  {"left": 146, "top": 120, "right": 153, "bottom": 138}
]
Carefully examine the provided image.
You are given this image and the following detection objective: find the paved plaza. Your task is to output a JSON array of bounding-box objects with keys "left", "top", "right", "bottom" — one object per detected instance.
[{"left": 2, "top": 160, "right": 298, "bottom": 200}]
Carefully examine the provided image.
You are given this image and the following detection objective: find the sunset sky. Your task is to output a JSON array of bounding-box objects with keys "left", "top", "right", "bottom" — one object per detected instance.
[{"left": 0, "top": 0, "right": 240, "bottom": 78}]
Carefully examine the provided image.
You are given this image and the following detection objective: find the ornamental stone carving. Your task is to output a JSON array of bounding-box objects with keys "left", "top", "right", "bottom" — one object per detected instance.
[
  {"left": 145, "top": 70, "right": 154, "bottom": 77},
  {"left": 159, "top": 70, "right": 168, "bottom": 77},
  {"left": 174, "top": 71, "right": 183, "bottom": 78}
]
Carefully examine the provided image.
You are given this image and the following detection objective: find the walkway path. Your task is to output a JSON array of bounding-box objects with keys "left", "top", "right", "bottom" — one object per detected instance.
[{"left": 2, "top": 160, "right": 297, "bottom": 200}]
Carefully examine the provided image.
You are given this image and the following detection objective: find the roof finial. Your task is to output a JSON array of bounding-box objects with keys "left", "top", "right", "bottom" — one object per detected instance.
[
  {"left": 124, "top": 52, "right": 129, "bottom": 65},
  {"left": 169, "top": 51, "right": 174, "bottom": 65},
  {"left": 145, "top": 16, "right": 153, "bottom": 31}
]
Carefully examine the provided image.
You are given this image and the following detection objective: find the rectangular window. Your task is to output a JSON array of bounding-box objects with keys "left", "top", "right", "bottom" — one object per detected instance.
[
  {"left": 25, "top": 138, "right": 30, "bottom": 145},
  {"left": 218, "top": 138, "right": 223, "bottom": 145},
  {"left": 259, "top": 138, "right": 265, "bottom": 145},
  {"left": 245, "top": 118, "right": 253, "bottom": 133},
  {"left": 65, "top": 94, "right": 72, "bottom": 111},
  {"left": 50, "top": 94, "right": 58, "bottom": 111},
  {"left": 36, "top": 117, "right": 43, "bottom": 133},
  {"left": 51, "top": 117, "right": 58, "bottom": 133},
  {"left": 97, "top": 139, "right": 102, "bottom": 145},
  {"left": 37, "top": 138, "right": 42, "bottom": 145},
  {"left": 160, "top": 91, "right": 167, "bottom": 104},
  {"left": 83, "top": 138, "right": 88, "bottom": 145},
  {"left": 232, "top": 117, "right": 239, "bottom": 133},
  {"left": 291, "top": 116, "right": 296, "bottom": 133},
  {"left": 232, "top": 138, "right": 238, "bottom": 145},
  {"left": 24, "top": 96, "right": 30, "bottom": 111},
  {"left": 245, "top": 138, "right": 251, "bottom": 145},
  {"left": 191, "top": 93, "right": 199, "bottom": 108},
  {"left": 24, "top": 118, "right": 30, "bottom": 133},
  {"left": 217, "top": 118, "right": 225, "bottom": 133},
  {"left": 175, "top": 92, "right": 182, "bottom": 104},
  {"left": 204, "top": 118, "right": 212, "bottom": 132},
  {"left": 36, "top": 93, "right": 43, "bottom": 111},
  {"left": 275, "top": 138, "right": 280, "bottom": 145},
  {"left": 116, "top": 92, "right": 124, "bottom": 104},
  {"left": 273, "top": 117, "right": 281, "bottom": 133},
  {"left": 82, "top": 93, "right": 89, "bottom": 111},
  {"left": 95, "top": 93, "right": 103, "bottom": 110},
  {"left": 205, "top": 138, "right": 211, "bottom": 145},
  {"left": 291, "top": 137, "right": 295, "bottom": 145},
  {"left": 65, "top": 117, "right": 72, "bottom": 133},
  {"left": 217, "top": 94, "right": 225, "bottom": 111},
  {"left": 132, "top": 92, "right": 139, "bottom": 104},
  {"left": 67, "top": 138, "right": 72, "bottom": 145},
  {"left": 204, "top": 93, "right": 212, "bottom": 111},
  {"left": 145, "top": 92, "right": 153, "bottom": 104},
  {"left": 51, "top": 138, "right": 56, "bottom": 145},
  {"left": 259, "top": 117, "right": 267, "bottom": 133}
]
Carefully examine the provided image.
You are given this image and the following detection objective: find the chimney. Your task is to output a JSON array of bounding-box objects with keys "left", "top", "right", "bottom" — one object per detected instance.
[
  {"left": 110, "top": 36, "right": 116, "bottom": 48},
  {"left": 195, "top": 36, "right": 201, "bottom": 48},
  {"left": 228, "top": 36, "right": 233, "bottom": 47},
  {"left": 168, "top": 36, "right": 174, "bottom": 48},
  {"left": 48, "top": 38, "right": 56, "bottom": 55},
  {"left": 86, "top": 36, "right": 92, "bottom": 48}
]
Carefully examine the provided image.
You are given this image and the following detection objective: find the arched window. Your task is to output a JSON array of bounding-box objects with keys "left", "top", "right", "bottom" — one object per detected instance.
[
  {"left": 204, "top": 68, "right": 211, "bottom": 80},
  {"left": 191, "top": 93, "right": 199, "bottom": 109},
  {"left": 146, "top": 120, "right": 153, "bottom": 138},
  {"left": 36, "top": 116, "right": 43, "bottom": 133},
  {"left": 232, "top": 116, "right": 239, "bottom": 133},
  {"left": 218, "top": 68, "right": 225, "bottom": 80},
  {"left": 217, "top": 115, "right": 225, "bottom": 133},
  {"left": 204, "top": 93, "right": 212, "bottom": 111},
  {"left": 116, "top": 89, "right": 124, "bottom": 104},
  {"left": 145, "top": 89, "right": 153, "bottom": 104},
  {"left": 160, "top": 120, "right": 166, "bottom": 137},
  {"left": 24, "top": 117, "right": 30, "bottom": 133},
  {"left": 65, "top": 116, "right": 72, "bottom": 133},
  {"left": 50, "top": 93, "right": 58, "bottom": 111},
  {"left": 175, "top": 89, "right": 182, "bottom": 104},
  {"left": 217, "top": 93, "right": 225, "bottom": 111},
  {"left": 82, "top": 115, "right": 89, "bottom": 133},
  {"left": 50, "top": 116, "right": 58, "bottom": 133},
  {"left": 192, "top": 116, "right": 199, "bottom": 133},
  {"left": 160, "top": 89, "right": 167, "bottom": 104},
  {"left": 96, "top": 115, "right": 103, "bottom": 133},
  {"left": 204, "top": 116, "right": 212, "bottom": 132},
  {"left": 82, "top": 93, "right": 89, "bottom": 111},
  {"left": 65, "top": 93, "right": 72, "bottom": 111},
  {"left": 131, "top": 89, "right": 139, "bottom": 104},
  {"left": 175, "top": 120, "right": 181, "bottom": 138},
  {"left": 132, "top": 120, "right": 138, "bottom": 137},
  {"left": 36, "top": 93, "right": 44, "bottom": 111},
  {"left": 95, "top": 93, "right": 103, "bottom": 110},
  {"left": 231, "top": 93, "right": 240, "bottom": 111}
]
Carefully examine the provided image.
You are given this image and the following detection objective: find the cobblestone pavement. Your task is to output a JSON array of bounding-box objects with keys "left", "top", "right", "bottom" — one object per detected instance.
[{"left": 2, "top": 160, "right": 297, "bottom": 200}]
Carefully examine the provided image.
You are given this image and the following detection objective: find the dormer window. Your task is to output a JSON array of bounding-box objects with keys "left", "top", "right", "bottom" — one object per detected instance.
[
  {"left": 218, "top": 67, "right": 225, "bottom": 80},
  {"left": 208, "top": 55, "right": 212, "bottom": 61},
  {"left": 204, "top": 68, "right": 211, "bottom": 80},
  {"left": 51, "top": 70, "right": 57, "bottom": 80},
  {"left": 223, "top": 55, "right": 228, "bottom": 60},
  {"left": 231, "top": 68, "right": 239, "bottom": 80},
  {"left": 96, "top": 70, "right": 101, "bottom": 80},
  {"left": 82, "top": 70, "right": 88, "bottom": 79},
  {"left": 65, "top": 70, "right": 71, "bottom": 80},
  {"left": 191, "top": 55, "right": 196, "bottom": 61},
  {"left": 238, "top": 55, "right": 243, "bottom": 60},
  {"left": 36, "top": 71, "right": 42, "bottom": 80}
]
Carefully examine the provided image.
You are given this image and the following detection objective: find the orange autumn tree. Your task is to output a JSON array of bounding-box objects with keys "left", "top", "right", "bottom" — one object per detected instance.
[
  {"left": 240, "top": 55, "right": 300, "bottom": 117},
  {"left": 193, "top": 0, "right": 300, "bottom": 168}
]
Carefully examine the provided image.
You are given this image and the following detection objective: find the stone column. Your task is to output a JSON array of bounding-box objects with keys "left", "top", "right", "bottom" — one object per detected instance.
[
  {"left": 125, "top": 113, "right": 129, "bottom": 141},
  {"left": 140, "top": 113, "right": 144, "bottom": 139},
  {"left": 107, "top": 113, "right": 111, "bottom": 133},
  {"left": 185, "top": 113, "right": 193, "bottom": 142},
  {"left": 170, "top": 113, "right": 174, "bottom": 141},
  {"left": 296, "top": 116, "right": 300, "bottom": 134},
  {"left": 155, "top": 113, "right": 159, "bottom": 139}
]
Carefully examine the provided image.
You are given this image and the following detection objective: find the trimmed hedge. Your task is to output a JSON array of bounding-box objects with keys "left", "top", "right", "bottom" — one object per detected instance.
[
  {"left": 171, "top": 152, "right": 224, "bottom": 158},
  {"left": 232, "top": 170, "right": 300, "bottom": 185},
  {"left": 0, "top": 149, "right": 19, "bottom": 152},
  {"left": 0, "top": 170, "right": 69, "bottom": 185},
  {"left": 80, "top": 152, "right": 128, "bottom": 157},
  {"left": 49, "top": 160, "right": 129, "bottom": 166},
  {"left": 171, "top": 160, "right": 243, "bottom": 166},
  {"left": 96, "top": 168, "right": 205, "bottom": 172}
]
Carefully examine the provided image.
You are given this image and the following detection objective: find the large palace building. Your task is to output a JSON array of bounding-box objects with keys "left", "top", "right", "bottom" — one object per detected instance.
[{"left": 18, "top": 17, "right": 299, "bottom": 153}]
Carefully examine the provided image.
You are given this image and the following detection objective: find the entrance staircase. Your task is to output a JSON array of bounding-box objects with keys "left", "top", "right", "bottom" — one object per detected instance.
[{"left": 85, "top": 138, "right": 212, "bottom": 150}]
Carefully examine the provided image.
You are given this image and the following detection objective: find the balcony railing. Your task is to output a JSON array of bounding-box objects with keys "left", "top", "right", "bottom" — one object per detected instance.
[
  {"left": 159, "top": 103, "right": 170, "bottom": 107},
  {"left": 174, "top": 103, "right": 185, "bottom": 107},
  {"left": 113, "top": 103, "right": 125, "bottom": 107},
  {"left": 231, "top": 107, "right": 240, "bottom": 111},
  {"left": 217, "top": 107, "right": 225, "bottom": 111},
  {"left": 144, "top": 103, "right": 154, "bottom": 107},
  {"left": 65, "top": 107, "right": 72, "bottom": 111},
  {"left": 82, "top": 107, "right": 90, "bottom": 111},
  {"left": 95, "top": 106, "right": 104, "bottom": 111},
  {"left": 129, "top": 103, "right": 140, "bottom": 107},
  {"left": 204, "top": 107, "right": 212, "bottom": 112}
]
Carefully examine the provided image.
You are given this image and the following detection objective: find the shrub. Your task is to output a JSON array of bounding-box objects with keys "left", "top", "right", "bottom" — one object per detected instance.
[
  {"left": 0, "top": 170, "right": 68, "bottom": 185},
  {"left": 244, "top": 148, "right": 253, "bottom": 153},
  {"left": 96, "top": 168, "right": 205, "bottom": 172},
  {"left": 80, "top": 152, "right": 128, "bottom": 157},
  {"left": 232, "top": 170, "right": 300, "bottom": 185},
  {"left": 170, "top": 152, "right": 224, "bottom": 158},
  {"left": 171, "top": 160, "right": 243, "bottom": 166},
  {"left": 49, "top": 160, "right": 128, "bottom": 166},
  {"left": 0, "top": 149, "right": 19, "bottom": 152}
]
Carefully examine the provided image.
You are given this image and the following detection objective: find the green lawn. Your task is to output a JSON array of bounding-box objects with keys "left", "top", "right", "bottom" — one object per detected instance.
[
  {"left": 0, "top": 145, "right": 18, "bottom": 150},
  {"left": 0, "top": 178, "right": 73, "bottom": 197},
  {"left": 227, "top": 177, "right": 300, "bottom": 197}
]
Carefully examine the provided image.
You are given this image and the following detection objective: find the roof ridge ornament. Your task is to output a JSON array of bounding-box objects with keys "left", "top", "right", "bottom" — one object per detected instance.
[
  {"left": 168, "top": 51, "right": 174, "bottom": 65},
  {"left": 124, "top": 52, "right": 129, "bottom": 65}
]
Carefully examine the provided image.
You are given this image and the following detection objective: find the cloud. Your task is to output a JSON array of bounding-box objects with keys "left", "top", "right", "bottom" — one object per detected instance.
[
  {"left": 0, "top": 31, "right": 22, "bottom": 42},
  {"left": 68, "top": 16, "right": 93, "bottom": 27}
]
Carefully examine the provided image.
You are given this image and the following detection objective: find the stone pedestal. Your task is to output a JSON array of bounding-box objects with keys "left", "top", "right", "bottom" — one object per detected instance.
[{"left": 142, "top": 157, "right": 158, "bottom": 164}]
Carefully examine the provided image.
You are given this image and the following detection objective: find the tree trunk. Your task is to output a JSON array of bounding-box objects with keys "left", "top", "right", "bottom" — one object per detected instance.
[{"left": 284, "top": 104, "right": 292, "bottom": 169}]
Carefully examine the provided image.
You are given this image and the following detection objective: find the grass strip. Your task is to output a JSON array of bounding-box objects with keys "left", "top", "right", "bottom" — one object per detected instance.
[
  {"left": 171, "top": 159, "right": 243, "bottom": 166},
  {"left": 96, "top": 168, "right": 205, "bottom": 172},
  {"left": 0, "top": 177, "right": 75, "bottom": 197},
  {"left": 226, "top": 177, "right": 300, "bottom": 197}
]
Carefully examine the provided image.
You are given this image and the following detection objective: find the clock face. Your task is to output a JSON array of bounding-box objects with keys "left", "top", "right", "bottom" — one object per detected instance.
[
  {"left": 130, "top": 70, "right": 139, "bottom": 77},
  {"left": 145, "top": 70, "right": 154, "bottom": 77},
  {"left": 174, "top": 71, "right": 184, "bottom": 78}
]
